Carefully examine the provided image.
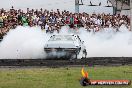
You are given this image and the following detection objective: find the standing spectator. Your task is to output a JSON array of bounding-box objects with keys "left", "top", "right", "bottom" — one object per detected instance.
[
  {"left": 0, "top": 13, "right": 3, "bottom": 28},
  {"left": 21, "top": 14, "right": 28, "bottom": 26}
]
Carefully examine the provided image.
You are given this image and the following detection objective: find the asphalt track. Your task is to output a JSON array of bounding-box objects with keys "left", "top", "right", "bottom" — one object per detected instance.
[{"left": 0, "top": 57, "right": 132, "bottom": 67}]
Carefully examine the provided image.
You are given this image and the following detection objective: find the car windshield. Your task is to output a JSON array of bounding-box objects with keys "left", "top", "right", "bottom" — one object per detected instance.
[{"left": 49, "top": 35, "right": 75, "bottom": 41}]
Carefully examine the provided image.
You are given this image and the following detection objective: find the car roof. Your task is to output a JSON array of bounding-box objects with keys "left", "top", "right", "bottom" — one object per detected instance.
[
  {"left": 49, "top": 35, "right": 79, "bottom": 41},
  {"left": 52, "top": 34, "right": 78, "bottom": 37}
]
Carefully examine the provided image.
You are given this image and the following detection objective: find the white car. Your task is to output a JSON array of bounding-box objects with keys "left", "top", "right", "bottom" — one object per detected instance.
[{"left": 44, "top": 35, "right": 87, "bottom": 60}]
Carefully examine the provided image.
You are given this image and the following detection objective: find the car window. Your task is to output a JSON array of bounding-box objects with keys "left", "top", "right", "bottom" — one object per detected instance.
[
  {"left": 65, "top": 36, "right": 74, "bottom": 41},
  {"left": 49, "top": 35, "right": 75, "bottom": 41}
]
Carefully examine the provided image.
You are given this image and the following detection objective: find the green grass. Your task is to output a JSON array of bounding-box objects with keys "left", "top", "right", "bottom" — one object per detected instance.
[{"left": 0, "top": 66, "right": 132, "bottom": 88}]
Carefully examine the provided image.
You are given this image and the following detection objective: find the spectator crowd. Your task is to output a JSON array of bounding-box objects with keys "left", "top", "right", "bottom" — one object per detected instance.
[{"left": 0, "top": 7, "right": 131, "bottom": 39}]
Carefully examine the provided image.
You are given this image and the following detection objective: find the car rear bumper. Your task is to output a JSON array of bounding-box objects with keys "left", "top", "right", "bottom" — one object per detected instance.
[
  {"left": 44, "top": 48, "right": 77, "bottom": 53},
  {"left": 44, "top": 48, "right": 78, "bottom": 59}
]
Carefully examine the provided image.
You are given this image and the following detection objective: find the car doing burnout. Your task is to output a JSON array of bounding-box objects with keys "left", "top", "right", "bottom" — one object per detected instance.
[{"left": 44, "top": 35, "right": 87, "bottom": 60}]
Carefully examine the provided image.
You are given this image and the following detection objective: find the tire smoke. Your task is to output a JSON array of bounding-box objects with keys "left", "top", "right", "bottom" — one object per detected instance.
[
  {"left": 78, "top": 26, "right": 132, "bottom": 57},
  {"left": 0, "top": 26, "right": 50, "bottom": 59},
  {"left": 0, "top": 26, "right": 132, "bottom": 59}
]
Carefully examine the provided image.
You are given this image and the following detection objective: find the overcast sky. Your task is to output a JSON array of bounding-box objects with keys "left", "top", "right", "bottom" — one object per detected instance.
[{"left": 0, "top": 0, "right": 113, "bottom": 14}]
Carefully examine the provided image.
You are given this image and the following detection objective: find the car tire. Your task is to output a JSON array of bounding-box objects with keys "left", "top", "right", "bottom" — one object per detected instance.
[
  {"left": 76, "top": 48, "right": 81, "bottom": 59},
  {"left": 82, "top": 49, "right": 87, "bottom": 59},
  {"left": 70, "top": 48, "right": 83, "bottom": 60},
  {"left": 69, "top": 50, "right": 78, "bottom": 60}
]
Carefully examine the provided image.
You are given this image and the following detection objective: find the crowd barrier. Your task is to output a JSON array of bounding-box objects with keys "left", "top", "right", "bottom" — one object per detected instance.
[{"left": 0, "top": 57, "right": 132, "bottom": 67}]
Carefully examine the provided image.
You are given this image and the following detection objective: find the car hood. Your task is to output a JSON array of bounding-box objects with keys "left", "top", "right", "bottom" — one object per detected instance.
[{"left": 44, "top": 41, "right": 79, "bottom": 48}]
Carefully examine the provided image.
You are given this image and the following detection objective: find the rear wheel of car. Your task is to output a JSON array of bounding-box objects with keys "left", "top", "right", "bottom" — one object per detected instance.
[
  {"left": 69, "top": 54, "right": 77, "bottom": 60},
  {"left": 75, "top": 49, "right": 83, "bottom": 59},
  {"left": 82, "top": 49, "right": 87, "bottom": 59},
  {"left": 70, "top": 48, "right": 85, "bottom": 60},
  {"left": 69, "top": 51, "right": 78, "bottom": 60}
]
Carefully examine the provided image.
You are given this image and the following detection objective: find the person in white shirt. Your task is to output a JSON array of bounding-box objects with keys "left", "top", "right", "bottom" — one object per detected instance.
[{"left": 45, "top": 23, "right": 49, "bottom": 33}]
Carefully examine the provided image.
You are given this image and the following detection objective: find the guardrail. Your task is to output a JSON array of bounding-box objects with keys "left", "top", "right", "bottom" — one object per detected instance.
[{"left": 0, "top": 57, "right": 132, "bottom": 67}]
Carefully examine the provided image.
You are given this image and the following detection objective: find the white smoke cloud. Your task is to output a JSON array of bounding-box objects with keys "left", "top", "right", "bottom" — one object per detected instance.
[
  {"left": 78, "top": 25, "right": 132, "bottom": 57},
  {"left": 0, "top": 25, "right": 132, "bottom": 59},
  {"left": 0, "top": 26, "right": 50, "bottom": 59}
]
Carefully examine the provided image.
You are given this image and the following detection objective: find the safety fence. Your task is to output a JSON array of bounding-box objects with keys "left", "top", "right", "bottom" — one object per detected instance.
[{"left": 0, "top": 57, "right": 132, "bottom": 67}]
